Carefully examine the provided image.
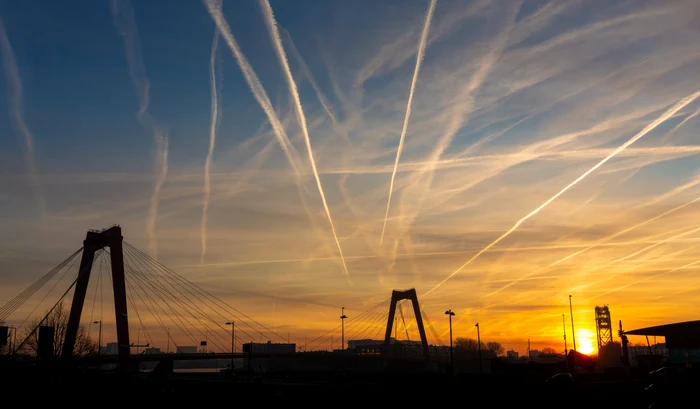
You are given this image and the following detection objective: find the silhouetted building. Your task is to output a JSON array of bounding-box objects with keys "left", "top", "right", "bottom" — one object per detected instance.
[
  {"left": 106, "top": 342, "right": 119, "bottom": 355},
  {"left": 177, "top": 346, "right": 198, "bottom": 354},
  {"left": 242, "top": 341, "right": 296, "bottom": 354},
  {"left": 506, "top": 349, "right": 519, "bottom": 359},
  {"left": 627, "top": 344, "right": 668, "bottom": 367},
  {"left": 348, "top": 338, "right": 390, "bottom": 354},
  {"left": 143, "top": 347, "right": 161, "bottom": 355},
  {"left": 529, "top": 349, "right": 542, "bottom": 359},
  {"left": 625, "top": 321, "right": 700, "bottom": 366}
]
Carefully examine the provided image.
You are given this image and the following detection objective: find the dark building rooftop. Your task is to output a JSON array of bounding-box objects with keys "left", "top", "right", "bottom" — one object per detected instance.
[{"left": 625, "top": 320, "right": 700, "bottom": 349}]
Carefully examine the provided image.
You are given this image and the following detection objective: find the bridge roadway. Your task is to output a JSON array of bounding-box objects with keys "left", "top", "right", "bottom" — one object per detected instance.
[{"left": 79, "top": 352, "right": 390, "bottom": 364}]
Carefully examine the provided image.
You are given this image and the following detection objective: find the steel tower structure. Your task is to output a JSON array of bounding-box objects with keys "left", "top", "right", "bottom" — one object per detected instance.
[{"left": 595, "top": 305, "right": 613, "bottom": 349}]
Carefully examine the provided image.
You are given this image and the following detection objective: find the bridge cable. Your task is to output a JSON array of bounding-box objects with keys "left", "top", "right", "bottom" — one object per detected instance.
[
  {"left": 13, "top": 271, "right": 81, "bottom": 354},
  {"left": 421, "top": 308, "right": 443, "bottom": 346},
  {"left": 124, "top": 242, "right": 281, "bottom": 343},
  {"left": 344, "top": 300, "right": 391, "bottom": 344},
  {"left": 398, "top": 302, "right": 410, "bottom": 342},
  {"left": 13, "top": 249, "right": 83, "bottom": 334},
  {"left": 305, "top": 298, "right": 390, "bottom": 351},
  {"left": 0, "top": 247, "right": 83, "bottom": 321},
  {"left": 308, "top": 300, "right": 388, "bottom": 351},
  {"left": 120, "top": 249, "right": 200, "bottom": 346},
  {"left": 124, "top": 274, "right": 176, "bottom": 349},
  {"left": 123, "top": 248, "right": 231, "bottom": 351},
  {"left": 125, "top": 242, "right": 282, "bottom": 343},
  {"left": 124, "top": 242, "right": 285, "bottom": 341},
  {"left": 119, "top": 250, "right": 186, "bottom": 349},
  {"left": 343, "top": 303, "right": 388, "bottom": 342},
  {"left": 123, "top": 245, "right": 252, "bottom": 348},
  {"left": 123, "top": 247, "right": 233, "bottom": 351},
  {"left": 307, "top": 298, "right": 390, "bottom": 350}
]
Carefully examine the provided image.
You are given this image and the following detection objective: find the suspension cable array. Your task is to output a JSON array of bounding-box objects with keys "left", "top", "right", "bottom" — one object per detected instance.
[{"left": 1, "top": 237, "right": 443, "bottom": 359}]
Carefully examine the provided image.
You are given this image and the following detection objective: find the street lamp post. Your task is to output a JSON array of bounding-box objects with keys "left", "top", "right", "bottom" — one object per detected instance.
[
  {"left": 226, "top": 321, "right": 235, "bottom": 376},
  {"left": 476, "top": 322, "right": 482, "bottom": 374},
  {"left": 569, "top": 295, "right": 577, "bottom": 372},
  {"left": 445, "top": 309, "right": 455, "bottom": 376},
  {"left": 340, "top": 307, "right": 347, "bottom": 352},
  {"left": 569, "top": 295, "right": 577, "bottom": 352},
  {"left": 93, "top": 321, "right": 102, "bottom": 369}
]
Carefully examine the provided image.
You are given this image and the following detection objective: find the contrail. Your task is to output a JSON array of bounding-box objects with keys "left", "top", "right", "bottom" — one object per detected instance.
[
  {"left": 379, "top": 0, "right": 438, "bottom": 245},
  {"left": 147, "top": 129, "right": 168, "bottom": 260},
  {"left": 424, "top": 89, "right": 700, "bottom": 296},
  {"left": 111, "top": 0, "right": 169, "bottom": 260},
  {"left": 0, "top": 15, "right": 47, "bottom": 218},
  {"left": 202, "top": 0, "right": 302, "bottom": 180},
  {"left": 484, "top": 192, "right": 700, "bottom": 298},
  {"left": 201, "top": 30, "right": 220, "bottom": 264},
  {"left": 258, "top": 0, "right": 351, "bottom": 280}
]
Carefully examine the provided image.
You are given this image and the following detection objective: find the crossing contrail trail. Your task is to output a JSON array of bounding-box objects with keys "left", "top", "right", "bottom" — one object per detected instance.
[
  {"left": 202, "top": 0, "right": 302, "bottom": 180},
  {"left": 424, "top": 89, "right": 700, "bottom": 296},
  {"left": 484, "top": 192, "right": 700, "bottom": 298},
  {"left": 111, "top": 0, "right": 169, "bottom": 260},
  {"left": 147, "top": 128, "right": 168, "bottom": 260},
  {"left": 258, "top": 0, "right": 351, "bottom": 280},
  {"left": 201, "top": 30, "right": 221, "bottom": 264},
  {"left": 0, "top": 15, "right": 47, "bottom": 219},
  {"left": 379, "top": 0, "right": 438, "bottom": 246}
]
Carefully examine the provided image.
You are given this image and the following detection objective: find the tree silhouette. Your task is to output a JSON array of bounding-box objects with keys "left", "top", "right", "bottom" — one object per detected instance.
[
  {"left": 17, "top": 302, "right": 96, "bottom": 357},
  {"left": 540, "top": 347, "right": 558, "bottom": 355},
  {"left": 455, "top": 337, "right": 479, "bottom": 350},
  {"left": 486, "top": 341, "right": 505, "bottom": 356}
]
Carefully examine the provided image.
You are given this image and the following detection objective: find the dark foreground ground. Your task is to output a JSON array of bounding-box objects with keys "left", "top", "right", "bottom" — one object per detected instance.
[{"left": 2, "top": 363, "right": 698, "bottom": 407}]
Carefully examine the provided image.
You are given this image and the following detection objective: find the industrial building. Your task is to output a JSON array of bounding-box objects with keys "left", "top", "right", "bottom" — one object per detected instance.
[
  {"left": 242, "top": 341, "right": 296, "bottom": 354},
  {"left": 623, "top": 320, "right": 700, "bottom": 367},
  {"left": 176, "top": 346, "right": 198, "bottom": 354}
]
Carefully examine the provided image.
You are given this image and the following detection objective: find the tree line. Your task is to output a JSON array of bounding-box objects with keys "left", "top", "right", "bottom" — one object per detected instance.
[{"left": 8, "top": 302, "right": 97, "bottom": 357}]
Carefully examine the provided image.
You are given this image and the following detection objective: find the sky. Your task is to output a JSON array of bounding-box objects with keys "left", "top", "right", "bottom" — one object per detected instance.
[{"left": 1, "top": 0, "right": 700, "bottom": 357}]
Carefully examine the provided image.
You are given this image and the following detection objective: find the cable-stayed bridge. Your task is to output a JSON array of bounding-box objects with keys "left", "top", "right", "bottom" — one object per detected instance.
[{"left": 0, "top": 226, "right": 446, "bottom": 374}]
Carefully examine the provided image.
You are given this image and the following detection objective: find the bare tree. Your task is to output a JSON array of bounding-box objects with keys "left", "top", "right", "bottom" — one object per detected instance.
[
  {"left": 540, "top": 347, "right": 558, "bottom": 356},
  {"left": 455, "top": 337, "right": 479, "bottom": 350},
  {"left": 486, "top": 341, "right": 505, "bottom": 357},
  {"left": 17, "top": 302, "right": 97, "bottom": 357}
]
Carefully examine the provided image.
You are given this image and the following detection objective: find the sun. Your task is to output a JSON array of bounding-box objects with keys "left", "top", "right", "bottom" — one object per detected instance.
[{"left": 576, "top": 329, "right": 596, "bottom": 355}]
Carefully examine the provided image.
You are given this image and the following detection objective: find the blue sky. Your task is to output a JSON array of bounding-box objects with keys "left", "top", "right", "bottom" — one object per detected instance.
[{"left": 2, "top": 0, "right": 700, "bottom": 354}]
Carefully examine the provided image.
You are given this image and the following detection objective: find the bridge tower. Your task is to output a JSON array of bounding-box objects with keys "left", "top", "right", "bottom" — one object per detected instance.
[
  {"left": 383, "top": 289, "right": 430, "bottom": 358},
  {"left": 62, "top": 226, "right": 131, "bottom": 369},
  {"left": 595, "top": 305, "right": 613, "bottom": 350}
]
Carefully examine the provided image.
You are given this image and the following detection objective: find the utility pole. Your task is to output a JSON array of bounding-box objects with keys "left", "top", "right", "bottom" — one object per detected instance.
[
  {"left": 445, "top": 309, "right": 455, "bottom": 376},
  {"left": 93, "top": 320, "right": 102, "bottom": 370},
  {"left": 569, "top": 295, "right": 577, "bottom": 373},
  {"left": 562, "top": 314, "right": 568, "bottom": 355},
  {"left": 476, "top": 322, "right": 482, "bottom": 374},
  {"left": 569, "top": 295, "right": 577, "bottom": 352},
  {"left": 166, "top": 328, "right": 170, "bottom": 353},
  {"left": 340, "top": 307, "right": 347, "bottom": 352}
]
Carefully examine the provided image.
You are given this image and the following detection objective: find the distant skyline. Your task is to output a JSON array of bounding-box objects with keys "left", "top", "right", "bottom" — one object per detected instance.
[{"left": 2, "top": 0, "right": 700, "bottom": 356}]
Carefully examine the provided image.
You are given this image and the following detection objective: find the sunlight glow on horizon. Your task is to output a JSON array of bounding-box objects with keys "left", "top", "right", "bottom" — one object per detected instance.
[{"left": 1, "top": 0, "right": 700, "bottom": 355}]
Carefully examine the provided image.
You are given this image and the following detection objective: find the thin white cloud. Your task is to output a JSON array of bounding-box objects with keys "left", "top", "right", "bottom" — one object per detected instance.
[
  {"left": 201, "top": 30, "right": 221, "bottom": 264},
  {"left": 424, "top": 89, "right": 700, "bottom": 296},
  {"left": 0, "top": 15, "right": 46, "bottom": 218},
  {"left": 380, "top": 0, "right": 438, "bottom": 245},
  {"left": 258, "top": 0, "right": 351, "bottom": 282},
  {"left": 110, "top": 0, "right": 169, "bottom": 260}
]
